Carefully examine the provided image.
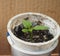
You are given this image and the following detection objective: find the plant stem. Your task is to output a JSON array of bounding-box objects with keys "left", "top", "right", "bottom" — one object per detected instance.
[{"left": 30, "top": 32, "right": 33, "bottom": 42}]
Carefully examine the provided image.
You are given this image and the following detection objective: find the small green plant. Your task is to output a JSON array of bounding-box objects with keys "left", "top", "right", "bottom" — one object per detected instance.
[{"left": 22, "top": 20, "right": 49, "bottom": 41}]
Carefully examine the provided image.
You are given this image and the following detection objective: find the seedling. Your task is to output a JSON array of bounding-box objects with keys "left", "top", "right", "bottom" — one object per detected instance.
[{"left": 22, "top": 20, "right": 49, "bottom": 41}]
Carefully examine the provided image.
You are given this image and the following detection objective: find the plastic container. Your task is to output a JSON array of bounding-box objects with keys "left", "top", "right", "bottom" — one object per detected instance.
[
  {"left": 7, "top": 12, "right": 60, "bottom": 52},
  {"left": 7, "top": 36, "right": 58, "bottom": 56}
]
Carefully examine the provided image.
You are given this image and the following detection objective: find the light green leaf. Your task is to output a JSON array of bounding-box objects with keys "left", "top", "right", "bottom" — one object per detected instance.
[
  {"left": 33, "top": 25, "right": 49, "bottom": 30},
  {"left": 22, "top": 20, "right": 32, "bottom": 28},
  {"left": 28, "top": 28, "right": 33, "bottom": 33},
  {"left": 22, "top": 29, "right": 28, "bottom": 33}
]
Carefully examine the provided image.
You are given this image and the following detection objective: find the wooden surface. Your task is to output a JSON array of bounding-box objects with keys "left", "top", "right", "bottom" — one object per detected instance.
[
  {"left": 0, "top": 54, "right": 59, "bottom": 56},
  {"left": 0, "top": 0, "right": 60, "bottom": 55}
]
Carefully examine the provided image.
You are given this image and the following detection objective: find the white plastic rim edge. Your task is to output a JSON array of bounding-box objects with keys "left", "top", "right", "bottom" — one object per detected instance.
[
  {"left": 7, "top": 36, "right": 58, "bottom": 55},
  {"left": 7, "top": 12, "right": 60, "bottom": 46}
]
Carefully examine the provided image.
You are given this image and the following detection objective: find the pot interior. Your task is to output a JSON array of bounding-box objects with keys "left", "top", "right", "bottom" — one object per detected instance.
[{"left": 10, "top": 13, "right": 58, "bottom": 37}]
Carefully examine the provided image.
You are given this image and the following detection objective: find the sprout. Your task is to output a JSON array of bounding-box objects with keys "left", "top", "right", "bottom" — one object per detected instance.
[{"left": 22, "top": 19, "right": 49, "bottom": 41}]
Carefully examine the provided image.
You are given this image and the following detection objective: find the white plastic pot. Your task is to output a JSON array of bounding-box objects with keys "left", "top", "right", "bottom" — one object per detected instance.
[
  {"left": 7, "top": 36, "right": 58, "bottom": 56},
  {"left": 7, "top": 12, "right": 60, "bottom": 52}
]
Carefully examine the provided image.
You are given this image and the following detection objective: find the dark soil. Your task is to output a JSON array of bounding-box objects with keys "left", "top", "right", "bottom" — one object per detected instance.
[{"left": 13, "top": 22, "right": 54, "bottom": 43}]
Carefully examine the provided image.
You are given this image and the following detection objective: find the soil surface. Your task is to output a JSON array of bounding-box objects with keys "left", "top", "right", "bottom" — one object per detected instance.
[{"left": 13, "top": 22, "right": 54, "bottom": 43}]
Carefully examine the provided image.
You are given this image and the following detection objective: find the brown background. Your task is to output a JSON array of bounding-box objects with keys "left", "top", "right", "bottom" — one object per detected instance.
[{"left": 0, "top": 0, "right": 60, "bottom": 55}]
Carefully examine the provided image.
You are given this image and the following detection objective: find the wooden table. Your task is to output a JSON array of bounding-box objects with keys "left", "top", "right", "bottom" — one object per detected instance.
[
  {"left": 0, "top": 0, "right": 60, "bottom": 56},
  {"left": 0, "top": 54, "right": 59, "bottom": 56}
]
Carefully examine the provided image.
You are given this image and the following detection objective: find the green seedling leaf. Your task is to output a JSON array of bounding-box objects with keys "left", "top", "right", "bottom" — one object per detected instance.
[
  {"left": 33, "top": 25, "right": 49, "bottom": 30},
  {"left": 22, "top": 19, "right": 49, "bottom": 42},
  {"left": 28, "top": 28, "right": 33, "bottom": 33},
  {"left": 22, "top": 29, "right": 28, "bottom": 33},
  {"left": 22, "top": 20, "right": 32, "bottom": 28}
]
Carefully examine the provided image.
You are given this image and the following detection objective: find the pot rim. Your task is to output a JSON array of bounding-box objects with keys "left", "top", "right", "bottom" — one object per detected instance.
[
  {"left": 7, "top": 12, "right": 60, "bottom": 46},
  {"left": 7, "top": 36, "right": 58, "bottom": 55}
]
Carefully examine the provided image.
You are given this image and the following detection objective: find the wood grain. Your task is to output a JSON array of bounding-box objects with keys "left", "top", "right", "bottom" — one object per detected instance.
[{"left": 0, "top": 0, "right": 60, "bottom": 55}]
